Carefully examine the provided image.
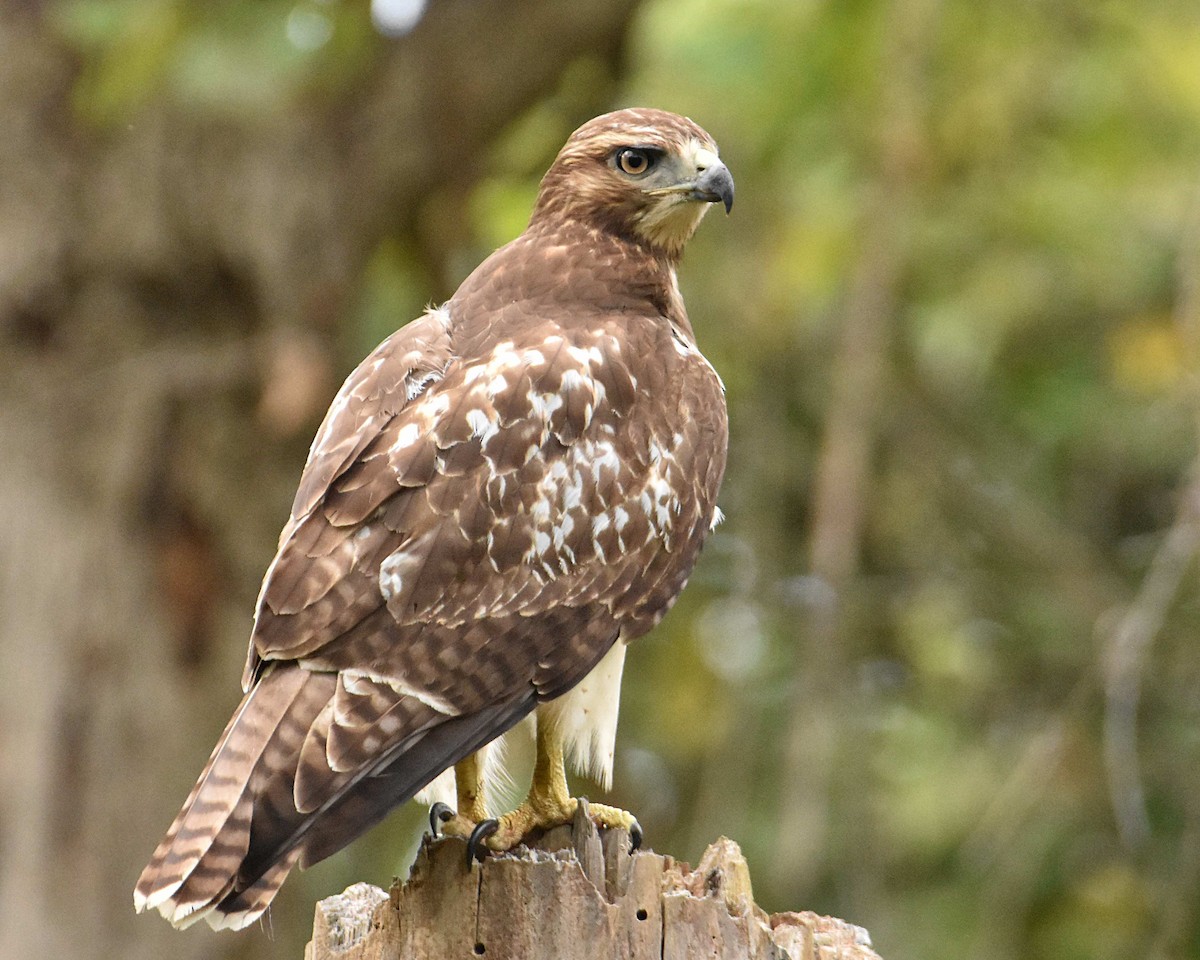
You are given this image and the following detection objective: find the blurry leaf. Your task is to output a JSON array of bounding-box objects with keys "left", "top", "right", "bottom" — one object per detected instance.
[
  {"left": 874, "top": 706, "right": 1002, "bottom": 862},
  {"left": 1035, "top": 860, "right": 1152, "bottom": 960},
  {"left": 896, "top": 583, "right": 997, "bottom": 693},
  {"left": 352, "top": 238, "right": 428, "bottom": 356},
  {"left": 469, "top": 178, "right": 539, "bottom": 252},
  {"left": 170, "top": 4, "right": 328, "bottom": 113},
  {"left": 53, "top": 0, "right": 183, "bottom": 124},
  {"left": 765, "top": 157, "right": 859, "bottom": 322},
  {"left": 1107, "top": 316, "right": 1184, "bottom": 395},
  {"left": 1137, "top": 14, "right": 1200, "bottom": 122},
  {"left": 54, "top": 0, "right": 373, "bottom": 123}
]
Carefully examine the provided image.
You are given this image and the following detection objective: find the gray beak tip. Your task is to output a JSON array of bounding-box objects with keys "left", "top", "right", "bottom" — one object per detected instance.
[{"left": 694, "top": 161, "right": 735, "bottom": 214}]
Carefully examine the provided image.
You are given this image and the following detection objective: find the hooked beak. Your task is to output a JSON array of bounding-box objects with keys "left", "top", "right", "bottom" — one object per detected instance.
[{"left": 691, "top": 160, "right": 734, "bottom": 214}]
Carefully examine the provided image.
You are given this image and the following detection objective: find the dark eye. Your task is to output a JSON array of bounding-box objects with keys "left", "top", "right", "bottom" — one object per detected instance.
[{"left": 615, "top": 147, "right": 656, "bottom": 176}]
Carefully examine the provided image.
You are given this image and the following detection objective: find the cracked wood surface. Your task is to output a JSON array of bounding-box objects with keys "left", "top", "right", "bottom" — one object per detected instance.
[{"left": 304, "top": 805, "right": 883, "bottom": 960}]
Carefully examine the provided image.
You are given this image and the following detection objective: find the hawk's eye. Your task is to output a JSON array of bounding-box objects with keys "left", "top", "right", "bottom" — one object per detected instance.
[{"left": 615, "top": 148, "right": 656, "bottom": 177}]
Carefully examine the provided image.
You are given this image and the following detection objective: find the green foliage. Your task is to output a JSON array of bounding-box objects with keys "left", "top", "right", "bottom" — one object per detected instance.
[
  {"left": 353, "top": 237, "right": 429, "bottom": 355},
  {"left": 52, "top": 0, "right": 375, "bottom": 123}
]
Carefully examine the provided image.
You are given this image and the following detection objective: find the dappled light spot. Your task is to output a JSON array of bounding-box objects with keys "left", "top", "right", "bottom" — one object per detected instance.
[{"left": 371, "top": 0, "right": 428, "bottom": 37}]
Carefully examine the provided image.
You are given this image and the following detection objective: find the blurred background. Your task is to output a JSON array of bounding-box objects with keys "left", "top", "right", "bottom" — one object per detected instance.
[{"left": 2, "top": 0, "right": 1199, "bottom": 958}]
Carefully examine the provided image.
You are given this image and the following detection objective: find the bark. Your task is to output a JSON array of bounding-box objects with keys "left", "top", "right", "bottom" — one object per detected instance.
[
  {"left": 0, "top": 3, "right": 638, "bottom": 959},
  {"left": 306, "top": 809, "right": 883, "bottom": 960}
]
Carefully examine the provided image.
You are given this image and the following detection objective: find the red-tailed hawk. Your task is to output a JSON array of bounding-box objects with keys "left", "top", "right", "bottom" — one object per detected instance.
[{"left": 135, "top": 107, "right": 733, "bottom": 931}]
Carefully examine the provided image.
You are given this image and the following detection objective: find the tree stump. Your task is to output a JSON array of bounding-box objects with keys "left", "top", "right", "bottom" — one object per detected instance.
[{"left": 304, "top": 803, "right": 882, "bottom": 960}]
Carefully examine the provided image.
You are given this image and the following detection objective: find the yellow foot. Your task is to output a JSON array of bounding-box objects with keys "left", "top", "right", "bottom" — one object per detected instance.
[
  {"left": 467, "top": 797, "right": 642, "bottom": 864},
  {"left": 428, "top": 802, "right": 480, "bottom": 841},
  {"left": 428, "top": 754, "right": 490, "bottom": 842}
]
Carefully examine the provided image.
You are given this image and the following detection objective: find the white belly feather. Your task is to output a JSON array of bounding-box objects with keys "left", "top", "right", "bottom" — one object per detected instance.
[{"left": 538, "top": 638, "right": 627, "bottom": 791}]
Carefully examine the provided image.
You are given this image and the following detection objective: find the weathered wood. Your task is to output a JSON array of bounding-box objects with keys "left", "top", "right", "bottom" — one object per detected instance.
[{"left": 305, "top": 807, "right": 882, "bottom": 960}]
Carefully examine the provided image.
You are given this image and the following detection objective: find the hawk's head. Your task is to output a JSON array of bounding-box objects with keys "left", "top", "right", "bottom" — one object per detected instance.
[{"left": 531, "top": 107, "right": 734, "bottom": 260}]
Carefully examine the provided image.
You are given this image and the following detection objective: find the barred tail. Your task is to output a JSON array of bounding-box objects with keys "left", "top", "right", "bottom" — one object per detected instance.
[
  {"left": 133, "top": 665, "right": 332, "bottom": 930},
  {"left": 134, "top": 661, "right": 535, "bottom": 931}
]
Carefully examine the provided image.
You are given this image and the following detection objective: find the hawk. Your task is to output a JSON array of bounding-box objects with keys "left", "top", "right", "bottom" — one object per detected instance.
[{"left": 134, "top": 107, "right": 733, "bottom": 931}]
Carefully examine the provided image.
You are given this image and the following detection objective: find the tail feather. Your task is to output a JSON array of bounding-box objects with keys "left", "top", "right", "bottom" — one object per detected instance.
[
  {"left": 135, "top": 660, "right": 537, "bottom": 932},
  {"left": 134, "top": 665, "right": 328, "bottom": 925},
  {"left": 199, "top": 850, "right": 301, "bottom": 932},
  {"left": 159, "top": 791, "right": 253, "bottom": 928}
]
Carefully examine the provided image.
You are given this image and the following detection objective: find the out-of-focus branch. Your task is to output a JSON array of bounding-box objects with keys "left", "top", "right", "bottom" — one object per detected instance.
[
  {"left": 1101, "top": 182, "right": 1200, "bottom": 851},
  {"left": 1101, "top": 468, "right": 1200, "bottom": 850},
  {"left": 770, "top": 0, "right": 940, "bottom": 897}
]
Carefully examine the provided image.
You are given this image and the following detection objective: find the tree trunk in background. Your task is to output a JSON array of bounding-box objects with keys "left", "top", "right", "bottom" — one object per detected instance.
[{"left": 0, "top": 3, "right": 638, "bottom": 958}]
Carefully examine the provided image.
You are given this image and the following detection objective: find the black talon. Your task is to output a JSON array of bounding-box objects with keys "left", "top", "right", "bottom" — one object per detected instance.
[
  {"left": 428, "top": 802, "right": 455, "bottom": 838},
  {"left": 467, "top": 818, "right": 499, "bottom": 866},
  {"left": 629, "top": 818, "right": 643, "bottom": 852}
]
